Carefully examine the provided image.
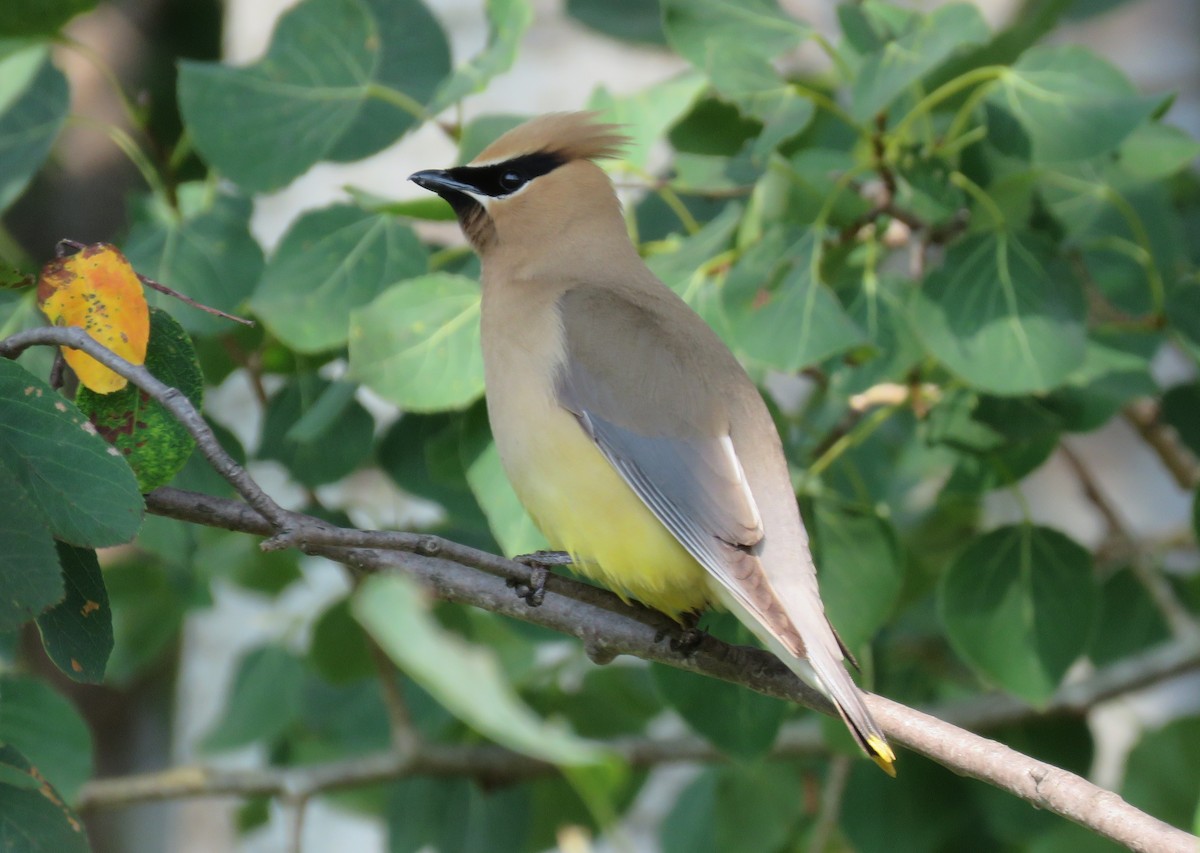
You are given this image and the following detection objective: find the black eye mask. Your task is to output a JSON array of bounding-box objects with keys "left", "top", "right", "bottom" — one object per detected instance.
[{"left": 444, "top": 151, "right": 566, "bottom": 198}]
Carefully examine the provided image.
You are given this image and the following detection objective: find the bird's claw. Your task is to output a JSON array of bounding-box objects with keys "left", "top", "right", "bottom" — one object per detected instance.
[
  {"left": 656, "top": 612, "right": 706, "bottom": 656},
  {"left": 507, "top": 559, "right": 553, "bottom": 607}
]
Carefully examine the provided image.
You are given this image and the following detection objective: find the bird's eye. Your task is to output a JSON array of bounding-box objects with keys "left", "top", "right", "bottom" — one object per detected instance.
[{"left": 498, "top": 171, "right": 526, "bottom": 192}]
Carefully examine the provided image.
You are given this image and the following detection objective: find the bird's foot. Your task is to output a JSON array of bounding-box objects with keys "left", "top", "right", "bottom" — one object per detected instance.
[
  {"left": 508, "top": 550, "right": 570, "bottom": 607},
  {"left": 659, "top": 611, "right": 707, "bottom": 657}
]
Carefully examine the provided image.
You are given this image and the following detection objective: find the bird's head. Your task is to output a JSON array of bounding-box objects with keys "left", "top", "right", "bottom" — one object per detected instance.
[{"left": 409, "top": 112, "right": 628, "bottom": 256}]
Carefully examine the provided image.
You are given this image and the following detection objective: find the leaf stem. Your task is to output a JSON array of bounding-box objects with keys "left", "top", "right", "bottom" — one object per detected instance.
[
  {"left": 950, "top": 171, "right": 1005, "bottom": 229},
  {"left": 889, "top": 66, "right": 1008, "bottom": 150},
  {"left": 55, "top": 34, "right": 147, "bottom": 133},
  {"left": 65, "top": 116, "right": 171, "bottom": 206},
  {"left": 365, "top": 82, "right": 430, "bottom": 123},
  {"left": 1037, "top": 171, "right": 1165, "bottom": 313},
  {"left": 788, "top": 82, "right": 863, "bottom": 132},
  {"left": 806, "top": 404, "right": 898, "bottom": 481}
]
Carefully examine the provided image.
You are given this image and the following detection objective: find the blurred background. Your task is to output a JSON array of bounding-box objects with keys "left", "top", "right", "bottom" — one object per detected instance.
[{"left": 4, "top": 0, "right": 1199, "bottom": 850}]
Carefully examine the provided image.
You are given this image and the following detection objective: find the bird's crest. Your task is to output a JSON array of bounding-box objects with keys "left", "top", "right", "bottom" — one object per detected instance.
[{"left": 472, "top": 112, "right": 628, "bottom": 167}]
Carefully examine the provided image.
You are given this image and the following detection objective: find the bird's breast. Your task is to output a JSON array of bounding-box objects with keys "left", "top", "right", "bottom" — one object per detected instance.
[{"left": 479, "top": 287, "right": 711, "bottom": 617}]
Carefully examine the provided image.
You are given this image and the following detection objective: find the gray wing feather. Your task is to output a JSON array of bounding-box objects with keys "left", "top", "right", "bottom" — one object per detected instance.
[
  {"left": 577, "top": 409, "right": 761, "bottom": 557},
  {"left": 556, "top": 286, "right": 806, "bottom": 643}
]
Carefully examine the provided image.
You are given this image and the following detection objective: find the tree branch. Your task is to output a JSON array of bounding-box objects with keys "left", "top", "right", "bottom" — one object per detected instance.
[
  {"left": 1124, "top": 401, "right": 1199, "bottom": 490},
  {"left": 1059, "top": 440, "right": 1200, "bottom": 642},
  {"left": 0, "top": 326, "right": 293, "bottom": 532}
]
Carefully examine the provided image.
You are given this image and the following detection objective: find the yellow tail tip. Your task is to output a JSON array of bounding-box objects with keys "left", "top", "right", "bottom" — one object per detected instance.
[{"left": 867, "top": 735, "right": 897, "bottom": 777}]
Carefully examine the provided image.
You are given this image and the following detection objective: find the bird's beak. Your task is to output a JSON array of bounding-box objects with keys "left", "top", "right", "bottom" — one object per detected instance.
[{"left": 408, "top": 169, "right": 477, "bottom": 197}]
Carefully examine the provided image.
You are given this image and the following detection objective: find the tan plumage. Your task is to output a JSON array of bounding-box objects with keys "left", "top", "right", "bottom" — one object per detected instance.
[{"left": 409, "top": 112, "right": 896, "bottom": 774}]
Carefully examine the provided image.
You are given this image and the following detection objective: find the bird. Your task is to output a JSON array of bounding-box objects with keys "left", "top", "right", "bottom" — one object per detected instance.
[{"left": 408, "top": 112, "right": 895, "bottom": 775}]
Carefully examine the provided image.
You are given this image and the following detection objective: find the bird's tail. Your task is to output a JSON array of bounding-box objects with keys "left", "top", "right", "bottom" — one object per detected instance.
[
  {"left": 805, "top": 647, "right": 896, "bottom": 776},
  {"left": 714, "top": 587, "right": 896, "bottom": 775}
]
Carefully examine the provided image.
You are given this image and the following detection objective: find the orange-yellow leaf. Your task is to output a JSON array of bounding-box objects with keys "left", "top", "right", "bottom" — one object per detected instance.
[{"left": 38, "top": 243, "right": 149, "bottom": 394}]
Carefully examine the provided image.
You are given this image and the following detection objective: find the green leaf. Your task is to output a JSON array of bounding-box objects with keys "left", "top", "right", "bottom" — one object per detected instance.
[
  {"left": 353, "top": 573, "right": 607, "bottom": 766},
  {"left": 0, "top": 360, "right": 143, "bottom": 548},
  {"left": 0, "top": 455, "right": 61, "bottom": 632},
  {"left": 0, "top": 744, "right": 88, "bottom": 853},
  {"left": 1043, "top": 332, "right": 1157, "bottom": 432},
  {"left": 652, "top": 661, "right": 787, "bottom": 760},
  {"left": 252, "top": 205, "right": 428, "bottom": 354},
  {"left": 662, "top": 763, "right": 802, "bottom": 853},
  {"left": 202, "top": 645, "right": 306, "bottom": 751},
  {"left": 842, "top": 275, "right": 925, "bottom": 391},
  {"left": 388, "top": 777, "right": 533, "bottom": 853},
  {"left": 376, "top": 411, "right": 499, "bottom": 552},
  {"left": 285, "top": 380, "right": 358, "bottom": 444},
  {"left": 426, "top": 0, "right": 533, "bottom": 115},
  {"left": 813, "top": 502, "right": 903, "bottom": 651},
  {"left": 1167, "top": 283, "right": 1200, "bottom": 365},
  {"left": 841, "top": 751, "right": 978, "bottom": 852},
  {"left": 76, "top": 308, "right": 202, "bottom": 492},
  {"left": 459, "top": 407, "right": 548, "bottom": 557},
  {"left": 178, "top": 0, "right": 380, "bottom": 191},
  {"left": 104, "top": 559, "right": 187, "bottom": 685},
  {"left": 937, "top": 395, "right": 1062, "bottom": 492},
  {"left": 457, "top": 114, "right": 526, "bottom": 163},
  {"left": 587, "top": 73, "right": 706, "bottom": 171},
  {"left": 325, "top": 0, "right": 451, "bottom": 161},
  {"left": 1123, "top": 717, "right": 1200, "bottom": 832},
  {"left": 308, "top": 597, "right": 375, "bottom": 684},
  {"left": 567, "top": 0, "right": 665, "bottom": 45},
  {"left": 647, "top": 203, "right": 740, "bottom": 299},
  {"left": 662, "top": 0, "right": 810, "bottom": 135},
  {"left": 850, "top": 3, "right": 990, "bottom": 121},
  {"left": 939, "top": 524, "right": 1097, "bottom": 704},
  {"left": 663, "top": 0, "right": 810, "bottom": 67},
  {"left": 1116, "top": 122, "right": 1200, "bottom": 183},
  {"left": 0, "top": 676, "right": 92, "bottom": 802},
  {"left": 258, "top": 375, "right": 374, "bottom": 487},
  {"left": 722, "top": 230, "right": 864, "bottom": 371},
  {"left": 533, "top": 666, "right": 662, "bottom": 740},
  {"left": 0, "top": 47, "right": 69, "bottom": 213},
  {"left": 911, "top": 232, "right": 1086, "bottom": 395},
  {"left": 35, "top": 543, "right": 112, "bottom": 683},
  {"left": 348, "top": 273, "right": 484, "bottom": 411},
  {"left": 1161, "top": 382, "right": 1200, "bottom": 457},
  {"left": 1089, "top": 567, "right": 1170, "bottom": 666},
  {"left": 297, "top": 676, "right": 391, "bottom": 755},
  {"left": 345, "top": 190, "right": 458, "bottom": 222},
  {"left": 669, "top": 98, "right": 761, "bottom": 156},
  {"left": 689, "top": 44, "right": 785, "bottom": 120},
  {"left": 123, "top": 187, "right": 264, "bottom": 337},
  {"left": 988, "top": 45, "right": 1160, "bottom": 163},
  {"left": 0, "top": 2, "right": 95, "bottom": 36}
]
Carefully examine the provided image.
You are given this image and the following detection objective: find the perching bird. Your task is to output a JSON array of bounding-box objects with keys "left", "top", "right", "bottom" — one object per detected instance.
[{"left": 409, "top": 112, "right": 895, "bottom": 775}]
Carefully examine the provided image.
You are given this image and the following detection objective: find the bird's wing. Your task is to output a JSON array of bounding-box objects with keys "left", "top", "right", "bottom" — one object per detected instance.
[{"left": 554, "top": 286, "right": 803, "bottom": 650}]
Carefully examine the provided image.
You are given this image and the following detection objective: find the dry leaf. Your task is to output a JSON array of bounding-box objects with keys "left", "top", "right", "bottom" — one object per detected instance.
[{"left": 38, "top": 243, "right": 149, "bottom": 393}]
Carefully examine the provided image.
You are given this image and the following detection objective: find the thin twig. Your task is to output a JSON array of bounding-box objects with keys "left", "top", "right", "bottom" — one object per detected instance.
[
  {"left": 366, "top": 637, "right": 419, "bottom": 754},
  {"left": 136, "top": 273, "right": 255, "bottom": 327},
  {"left": 76, "top": 632, "right": 1200, "bottom": 810},
  {"left": 286, "top": 794, "right": 309, "bottom": 853},
  {"left": 806, "top": 756, "right": 851, "bottom": 853},
  {"left": 0, "top": 326, "right": 292, "bottom": 532},
  {"left": 1059, "top": 440, "right": 1132, "bottom": 553},
  {"left": 1123, "top": 402, "right": 1199, "bottom": 490}
]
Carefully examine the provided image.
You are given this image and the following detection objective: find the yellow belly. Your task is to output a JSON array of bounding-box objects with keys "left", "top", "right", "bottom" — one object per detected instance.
[{"left": 503, "top": 409, "right": 711, "bottom": 618}]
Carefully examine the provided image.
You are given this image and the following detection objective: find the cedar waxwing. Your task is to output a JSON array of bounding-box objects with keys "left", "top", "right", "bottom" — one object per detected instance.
[{"left": 409, "top": 112, "right": 895, "bottom": 775}]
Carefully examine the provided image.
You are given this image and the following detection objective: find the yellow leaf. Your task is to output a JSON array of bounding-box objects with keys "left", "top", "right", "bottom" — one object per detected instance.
[{"left": 38, "top": 243, "right": 150, "bottom": 393}]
